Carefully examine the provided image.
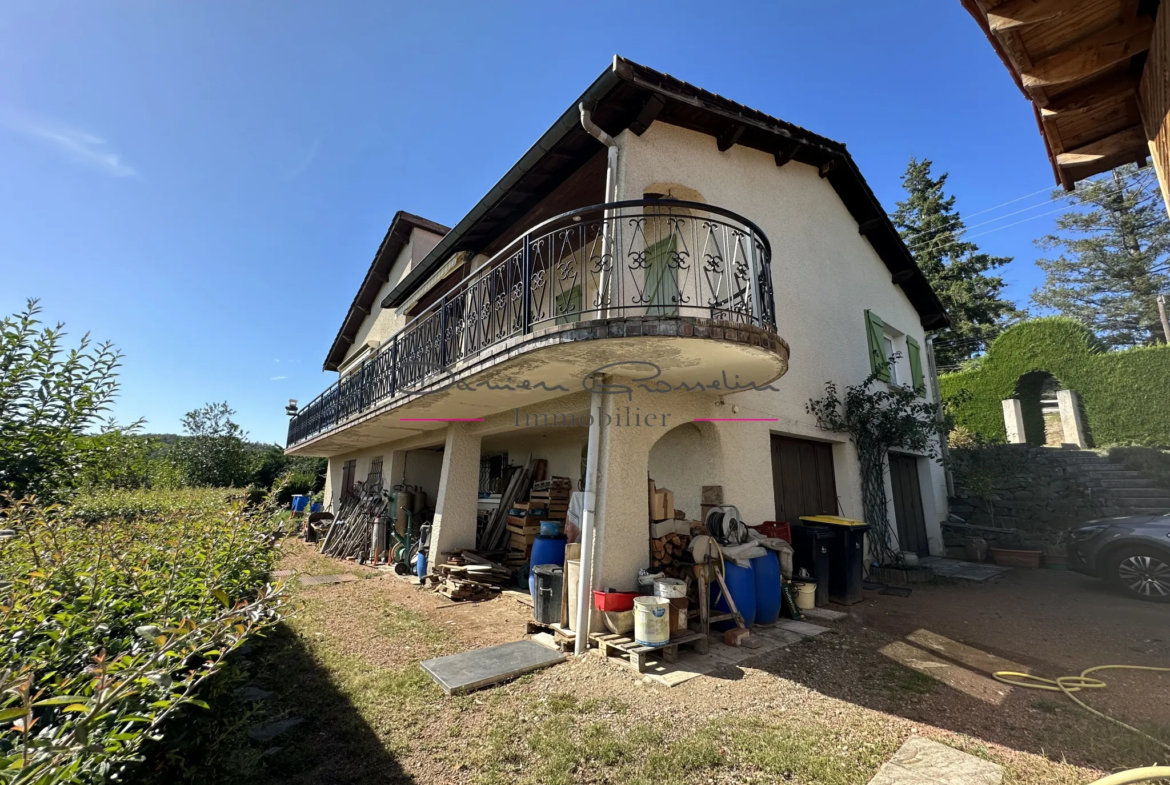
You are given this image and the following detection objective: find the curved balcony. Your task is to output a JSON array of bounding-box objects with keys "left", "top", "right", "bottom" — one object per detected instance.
[{"left": 288, "top": 199, "right": 789, "bottom": 453}]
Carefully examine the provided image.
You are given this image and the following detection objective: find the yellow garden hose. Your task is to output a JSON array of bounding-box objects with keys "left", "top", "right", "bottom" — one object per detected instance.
[
  {"left": 1087, "top": 768, "right": 1170, "bottom": 785},
  {"left": 993, "top": 665, "right": 1170, "bottom": 755}
]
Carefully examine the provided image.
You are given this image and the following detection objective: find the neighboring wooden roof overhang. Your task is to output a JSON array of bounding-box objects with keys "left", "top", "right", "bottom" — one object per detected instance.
[
  {"left": 323, "top": 211, "right": 450, "bottom": 371},
  {"left": 962, "top": 0, "right": 1160, "bottom": 189},
  {"left": 380, "top": 56, "right": 950, "bottom": 331}
]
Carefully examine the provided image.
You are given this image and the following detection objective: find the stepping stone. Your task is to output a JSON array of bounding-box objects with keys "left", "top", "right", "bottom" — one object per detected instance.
[
  {"left": 868, "top": 737, "right": 1002, "bottom": 785},
  {"left": 803, "top": 607, "right": 847, "bottom": 621},
  {"left": 299, "top": 573, "right": 358, "bottom": 586},
  {"left": 752, "top": 627, "right": 804, "bottom": 647},
  {"left": 775, "top": 619, "right": 830, "bottom": 637},
  {"left": 248, "top": 717, "right": 303, "bottom": 742},
  {"left": 272, "top": 569, "right": 294, "bottom": 578},
  {"left": 421, "top": 640, "right": 564, "bottom": 695}
]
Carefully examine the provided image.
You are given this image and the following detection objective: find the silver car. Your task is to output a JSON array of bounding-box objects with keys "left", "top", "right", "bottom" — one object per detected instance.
[{"left": 1068, "top": 513, "right": 1170, "bottom": 602}]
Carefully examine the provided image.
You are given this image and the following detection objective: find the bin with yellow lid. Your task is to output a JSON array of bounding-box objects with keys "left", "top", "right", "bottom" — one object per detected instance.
[{"left": 799, "top": 516, "right": 870, "bottom": 605}]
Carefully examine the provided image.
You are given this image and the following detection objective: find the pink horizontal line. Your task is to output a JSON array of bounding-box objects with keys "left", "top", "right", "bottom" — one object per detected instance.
[
  {"left": 694, "top": 418, "right": 778, "bottom": 422},
  {"left": 400, "top": 418, "right": 484, "bottom": 422}
]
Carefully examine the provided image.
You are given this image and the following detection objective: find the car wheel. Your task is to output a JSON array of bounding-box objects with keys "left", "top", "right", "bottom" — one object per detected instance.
[{"left": 1108, "top": 547, "right": 1170, "bottom": 603}]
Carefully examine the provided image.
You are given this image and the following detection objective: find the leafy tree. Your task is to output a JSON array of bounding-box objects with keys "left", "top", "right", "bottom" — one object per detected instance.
[
  {"left": 0, "top": 299, "right": 133, "bottom": 502},
  {"left": 1032, "top": 164, "right": 1170, "bottom": 348},
  {"left": 172, "top": 402, "right": 251, "bottom": 487},
  {"left": 893, "top": 158, "right": 1021, "bottom": 366}
]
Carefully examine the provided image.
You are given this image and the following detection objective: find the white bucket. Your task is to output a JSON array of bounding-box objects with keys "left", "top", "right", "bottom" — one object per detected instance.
[
  {"left": 794, "top": 581, "right": 817, "bottom": 610},
  {"left": 652, "top": 577, "right": 687, "bottom": 599},
  {"left": 633, "top": 596, "right": 670, "bottom": 647}
]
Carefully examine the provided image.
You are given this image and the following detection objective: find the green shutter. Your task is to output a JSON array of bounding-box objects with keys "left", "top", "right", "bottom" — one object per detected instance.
[
  {"left": 907, "top": 335, "right": 924, "bottom": 392},
  {"left": 865, "top": 310, "right": 890, "bottom": 381},
  {"left": 646, "top": 236, "right": 680, "bottom": 316}
]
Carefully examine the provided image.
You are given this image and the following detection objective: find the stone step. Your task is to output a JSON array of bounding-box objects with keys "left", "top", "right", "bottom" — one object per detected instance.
[
  {"left": 1106, "top": 487, "right": 1170, "bottom": 498},
  {"left": 1117, "top": 507, "right": 1170, "bottom": 516},
  {"left": 1114, "top": 498, "right": 1170, "bottom": 509},
  {"left": 1073, "top": 465, "right": 1131, "bottom": 473},
  {"left": 1098, "top": 478, "right": 1165, "bottom": 489},
  {"left": 1077, "top": 469, "right": 1144, "bottom": 478}
]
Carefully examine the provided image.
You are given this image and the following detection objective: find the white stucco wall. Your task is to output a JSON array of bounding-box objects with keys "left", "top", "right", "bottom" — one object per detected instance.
[
  {"left": 340, "top": 227, "right": 445, "bottom": 370},
  {"left": 614, "top": 121, "right": 947, "bottom": 556}
]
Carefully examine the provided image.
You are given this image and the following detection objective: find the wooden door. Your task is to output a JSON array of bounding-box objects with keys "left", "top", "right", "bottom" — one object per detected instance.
[
  {"left": 889, "top": 453, "right": 928, "bottom": 556},
  {"left": 769, "top": 435, "right": 838, "bottom": 522}
]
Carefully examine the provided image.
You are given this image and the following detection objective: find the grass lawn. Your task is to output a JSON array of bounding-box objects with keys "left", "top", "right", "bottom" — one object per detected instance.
[{"left": 242, "top": 541, "right": 1166, "bottom": 785}]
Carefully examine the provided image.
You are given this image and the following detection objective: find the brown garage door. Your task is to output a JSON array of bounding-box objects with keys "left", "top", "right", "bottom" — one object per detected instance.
[{"left": 769, "top": 435, "right": 838, "bottom": 522}]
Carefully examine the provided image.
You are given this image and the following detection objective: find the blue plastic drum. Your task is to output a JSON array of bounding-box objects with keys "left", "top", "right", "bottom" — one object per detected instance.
[
  {"left": 712, "top": 561, "right": 756, "bottom": 630},
  {"left": 751, "top": 550, "right": 781, "bottom": 625}
]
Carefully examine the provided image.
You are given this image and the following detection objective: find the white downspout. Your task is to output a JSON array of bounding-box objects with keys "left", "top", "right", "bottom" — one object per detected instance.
[
  {"left": 579, "top": 103, "right": 619, "bottom": 319},
  {"left": 574, "top": 377, "right": 604, "bottom": 655}
]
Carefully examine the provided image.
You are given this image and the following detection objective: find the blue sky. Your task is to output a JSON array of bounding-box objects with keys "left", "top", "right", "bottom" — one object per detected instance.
[{"left": 1, "top": 1, "right": 1065, "bottom": 443}]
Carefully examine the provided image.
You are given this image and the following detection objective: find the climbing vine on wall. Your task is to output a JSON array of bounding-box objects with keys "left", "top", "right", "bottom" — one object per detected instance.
[{"left": 807, "top": 361, "right": 944, "bottom": 566}]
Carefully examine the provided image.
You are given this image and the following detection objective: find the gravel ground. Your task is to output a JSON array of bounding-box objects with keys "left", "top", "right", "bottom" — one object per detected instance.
[{"left": 256, "top": 542, "right": 1167, "bottom": 785}]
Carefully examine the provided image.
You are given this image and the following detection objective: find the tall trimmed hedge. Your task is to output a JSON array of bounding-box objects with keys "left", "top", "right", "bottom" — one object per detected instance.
[{"left": 939, "top": 318, "right": 1170, "bottom": 447}]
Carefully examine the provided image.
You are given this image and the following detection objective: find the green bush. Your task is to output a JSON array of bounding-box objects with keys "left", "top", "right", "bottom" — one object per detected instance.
[
  {"left": 939, "top": 317, "right": 1170, "bottom": 447},
  {"left": 0, "top": 491, "right": 285, "bottom": 783}
]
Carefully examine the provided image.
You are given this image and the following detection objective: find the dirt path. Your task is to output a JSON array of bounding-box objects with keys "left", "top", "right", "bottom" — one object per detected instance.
[{"left": 248, "top": 542, "right": 1166, "bottom": 785}]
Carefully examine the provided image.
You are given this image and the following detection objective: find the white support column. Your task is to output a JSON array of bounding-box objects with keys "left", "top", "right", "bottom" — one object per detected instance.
[
  {"left": 384, "top": 449, "right": 408, "bottom": 490},
  {"left": 428, "top": 424, "right": 482, "bottom": 567},
  {"left": 1002, "top": 399, "right": 1026, "bottom": 444},
  {"left": 1057, "top": 389, "right": 1089, "bottom": 448}
]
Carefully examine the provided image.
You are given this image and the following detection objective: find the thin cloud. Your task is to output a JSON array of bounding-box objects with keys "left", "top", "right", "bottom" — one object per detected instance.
[
  {"left": 270, "top": 376, "right": 287, "bottom": 381},
  {"left": 4, "top": 110, "right": 136, "bottom": 177}
]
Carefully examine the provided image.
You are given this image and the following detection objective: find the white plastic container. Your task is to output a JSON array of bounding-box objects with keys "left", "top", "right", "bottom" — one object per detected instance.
[{"left": 633, "top": 596, "right": 670, "bottom": 647}]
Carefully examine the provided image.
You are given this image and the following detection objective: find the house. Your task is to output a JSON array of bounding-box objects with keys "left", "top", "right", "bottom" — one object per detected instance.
[{"left": 286, "top": 56, "right": 950, "bottom": 598}]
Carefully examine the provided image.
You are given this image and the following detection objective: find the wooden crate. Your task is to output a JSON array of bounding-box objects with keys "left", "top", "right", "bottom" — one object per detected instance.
[{"left": 589, "top": 631, "right": 708, "bottom": 673}]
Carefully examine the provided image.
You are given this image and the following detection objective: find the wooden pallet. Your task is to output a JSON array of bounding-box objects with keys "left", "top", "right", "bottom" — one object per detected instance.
[
  {"left": 526, "top": 620, "right": 578, "bottom": 653},
  {"left": 590, "top": 631, "right": 709, "bottom": 672}
]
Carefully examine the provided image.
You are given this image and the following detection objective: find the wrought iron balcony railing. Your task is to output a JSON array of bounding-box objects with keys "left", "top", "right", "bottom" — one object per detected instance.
[{"left": 288, "top": 199, "right": 774, "bottom": 447}]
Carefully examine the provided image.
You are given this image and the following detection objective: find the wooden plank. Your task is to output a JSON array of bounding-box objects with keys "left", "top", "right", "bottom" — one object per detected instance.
[
  {"left": 987, "top": 0, "right": 1102, "bottom": 34},
  {"left": 1055, "top": 124, "right": 1148, "bottom": 171},
  {"left": 629, "top": 93, "right": 666, "bottom": 136},
  {"left": 1021, "top": 17, "right": 1154, "bottom": 89},
  {"left": 1141, "top": 1, "right": 1170, "bottom": 215}
]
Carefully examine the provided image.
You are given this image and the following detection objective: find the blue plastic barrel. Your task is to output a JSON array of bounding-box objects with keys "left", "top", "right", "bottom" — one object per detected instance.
[
  {"left": 528, "top": 534, "right": 567, "bottom": 599},
  {"left": 291, "top": 495, "right": 309, "bottom": 513},
  {"left": 712, "top": 562, "right": 756, "bottom": 630},
  {"left": 310, "top": 502, "right": 323, "bottom": 513},
  {"left": 416, "top": 550, "right": 427, "bottom": 579},
  {"left": 751, "top": 550, "right": 781, "bottom": 625}
]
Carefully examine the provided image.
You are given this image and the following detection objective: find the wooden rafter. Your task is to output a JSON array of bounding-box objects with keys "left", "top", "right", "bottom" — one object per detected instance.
[{"left": 1021, "top": 17, "right": 1153, "bottom": 90}]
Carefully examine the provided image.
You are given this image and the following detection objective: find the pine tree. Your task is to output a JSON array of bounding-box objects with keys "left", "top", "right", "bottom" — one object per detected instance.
[
  {"left": 1032, "top": 165, "right": 1170, "bottom": 348},
  {"left": 893, "top": 158, "right": 1020, "bottom": 368}
]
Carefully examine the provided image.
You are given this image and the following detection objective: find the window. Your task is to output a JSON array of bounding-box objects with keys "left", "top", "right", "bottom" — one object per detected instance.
[
  {"left": 368, "top": 456, "right": 384, "bottom": 490},
  {"left": 555, "top": 285, "right": 582, "bottom": 325},
  {"left": 883, "top": 334, "right": 899, "bottom": 385}
]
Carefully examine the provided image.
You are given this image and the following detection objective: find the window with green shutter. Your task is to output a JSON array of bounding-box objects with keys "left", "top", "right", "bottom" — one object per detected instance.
[
  {"left": 864, "top": 310, "right": 890, "bottom": 381},
  {"left": 907, "top": 335, "right": 924, "bottom": 392}
]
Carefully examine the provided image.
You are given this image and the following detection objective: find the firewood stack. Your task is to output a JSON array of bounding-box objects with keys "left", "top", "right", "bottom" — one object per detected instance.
[{"left": 650, "top": 532, "right": 692, "bottom": 579}]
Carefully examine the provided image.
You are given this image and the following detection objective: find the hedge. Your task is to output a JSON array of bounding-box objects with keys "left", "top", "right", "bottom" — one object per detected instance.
[{"left": 939, "top": 317, "right": 1170, "bottom": 448}]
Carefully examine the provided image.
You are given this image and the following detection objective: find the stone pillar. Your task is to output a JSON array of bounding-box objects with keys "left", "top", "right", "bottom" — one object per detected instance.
[
  {"left": 1001, "top": 399, "right": 1026, "bottom": 444},
  {"left": 428, "top": 423, "right": 482, "bottom": 567},
  {"left": 1057, "top": 389, "right": 1089, "bottom": 448},
  {"left": 593, "top": 392, "right": 655, "bottom": 591}
]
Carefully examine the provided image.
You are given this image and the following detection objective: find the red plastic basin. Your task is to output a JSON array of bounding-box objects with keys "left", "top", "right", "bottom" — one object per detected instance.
[{"left": 593, "top": 590, "right": 640, "bottom": 612}]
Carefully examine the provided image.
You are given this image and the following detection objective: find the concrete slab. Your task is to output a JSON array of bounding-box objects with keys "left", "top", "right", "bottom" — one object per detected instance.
[
  {"left": 420, "top": 640, "right": 565, "bottom": 695},
  {"left": 775, "top": 619, "right": 831, "bottom": 637},
  {"left": 803, "top": 607, "right": 848, "bottom": 621},
  {"left": 299, "top": 573, "right": 359, "bottom": 586},
  {"left": 751, "top": 627, "right": 804, "bottom": 647},
  {"left": 868, "top": 737, "right": 1002, "bottom": 785},
  {"left": 919, "top": 557, "right": 1008, "bottom": 582}
]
